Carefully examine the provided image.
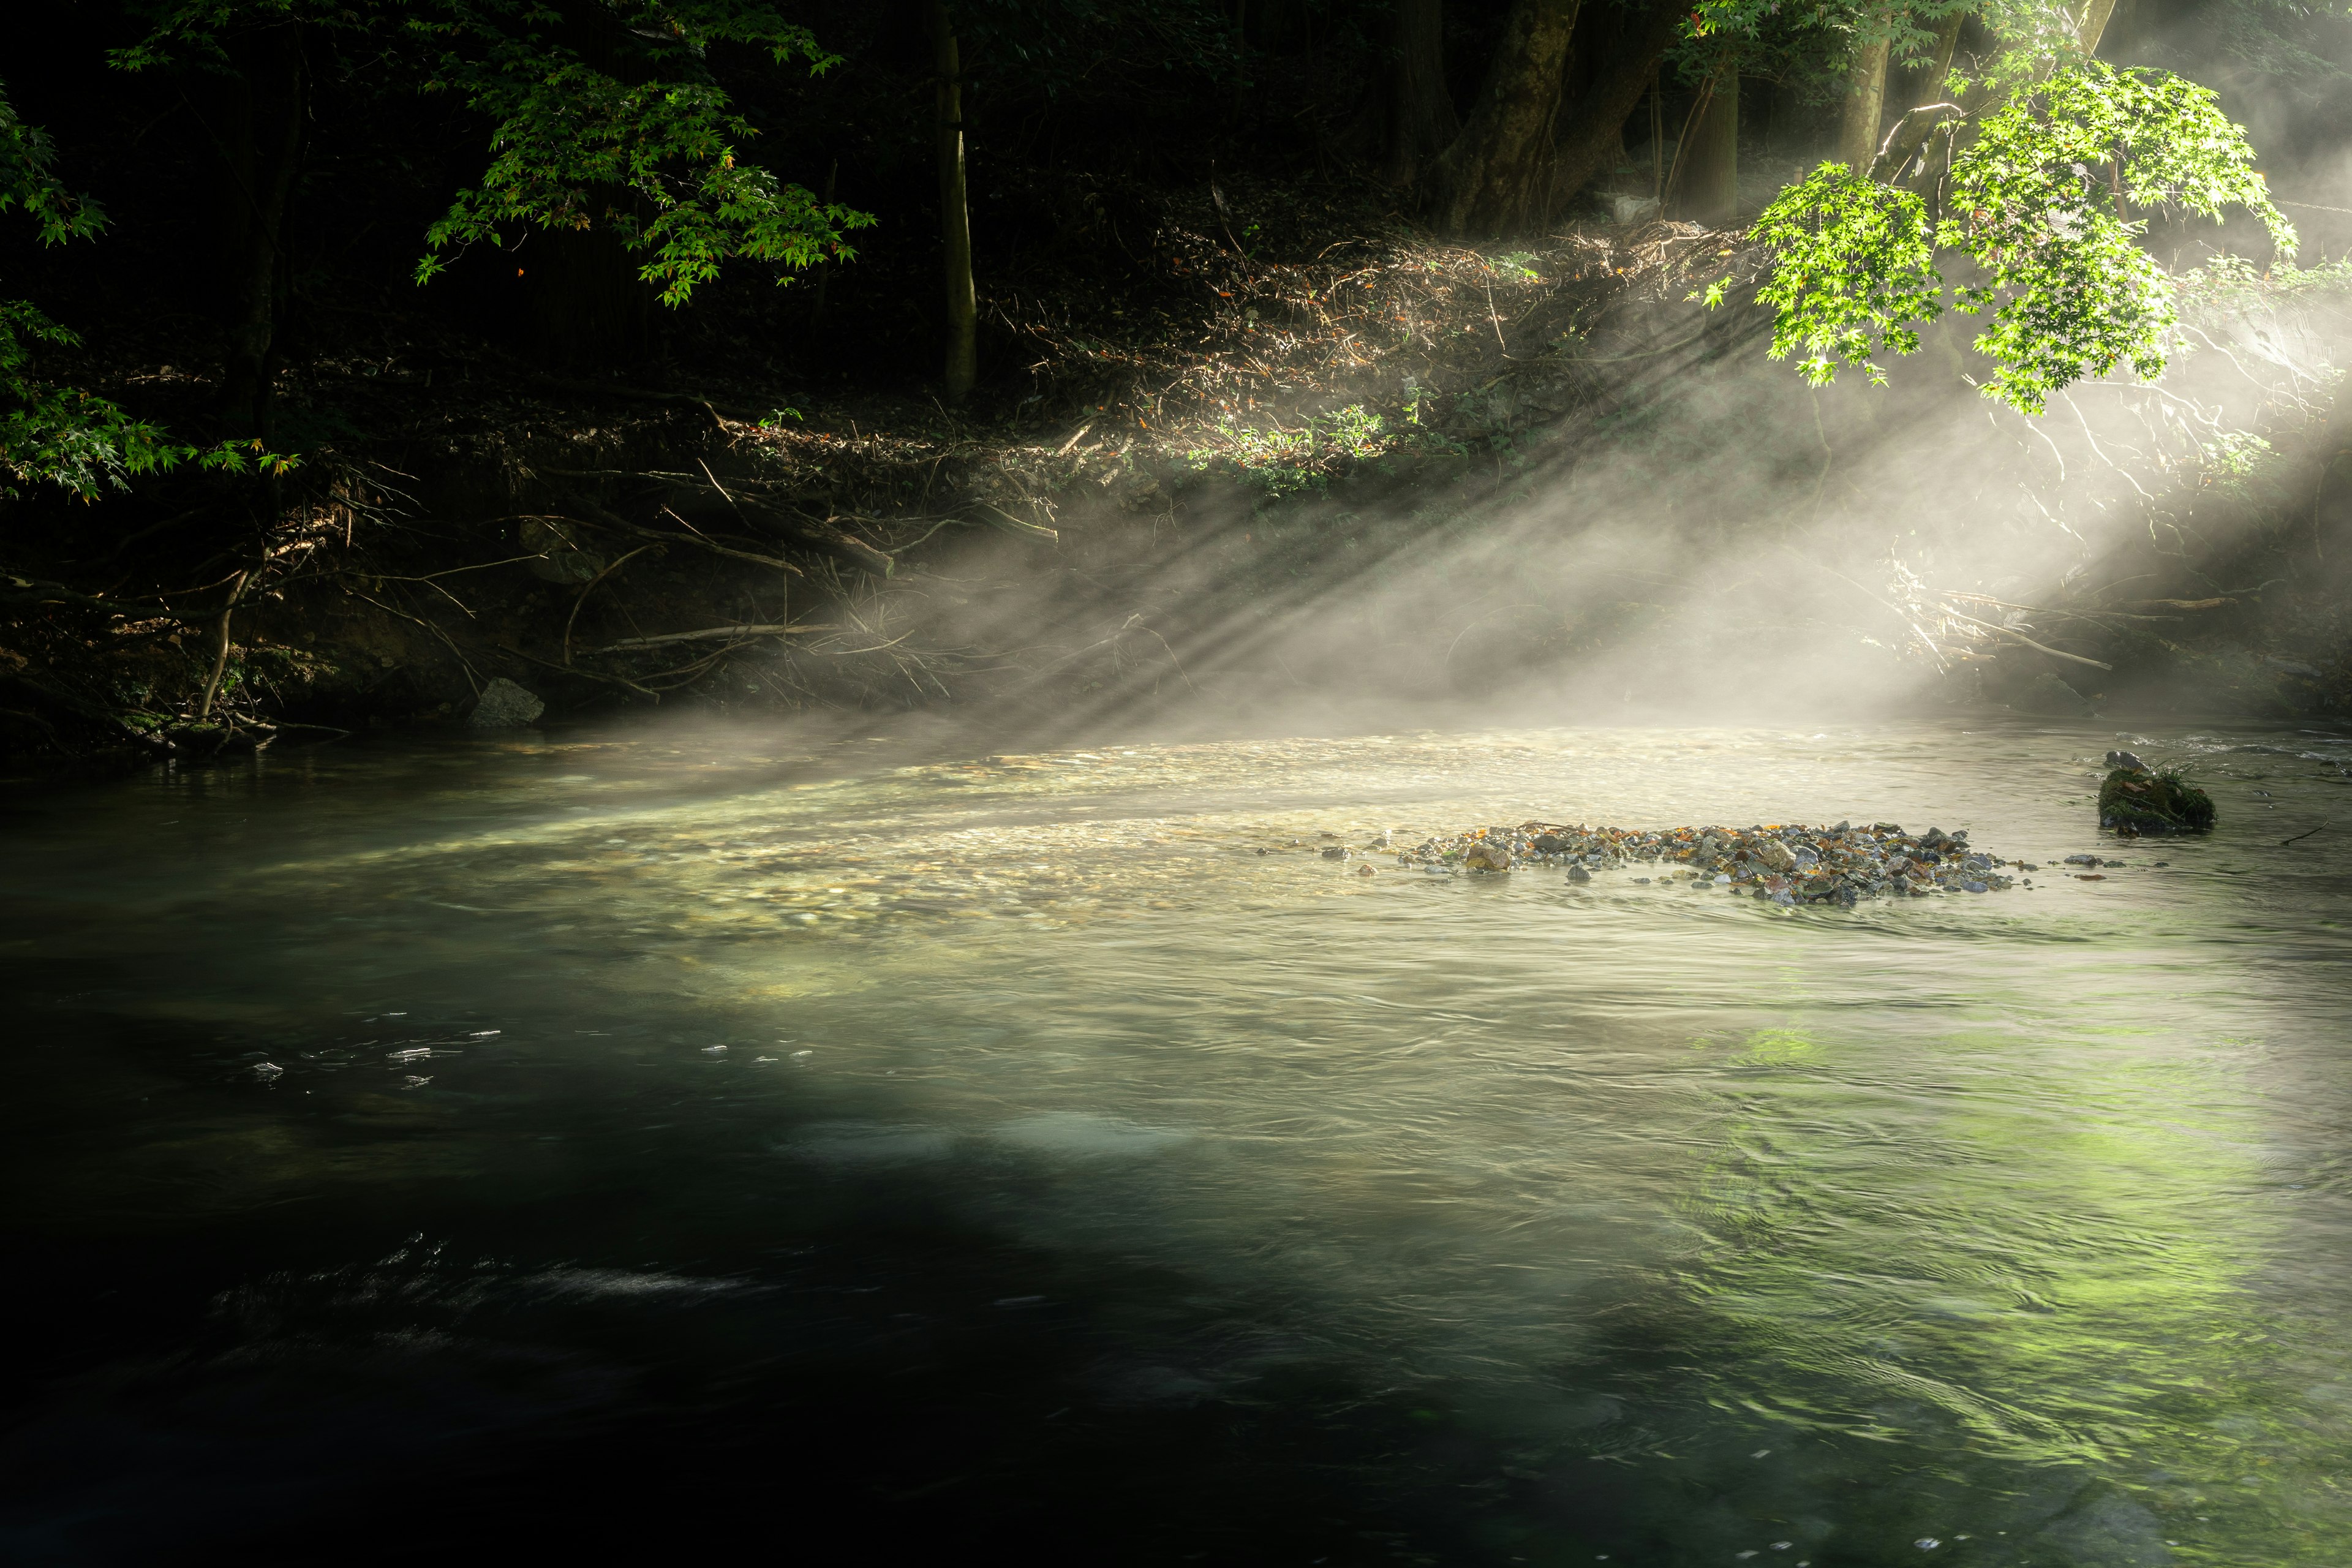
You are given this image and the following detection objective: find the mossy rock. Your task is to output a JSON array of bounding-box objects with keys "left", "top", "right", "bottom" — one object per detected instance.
[{"left": 2098, "top": 767, "right": 2214, "bottom": 834}]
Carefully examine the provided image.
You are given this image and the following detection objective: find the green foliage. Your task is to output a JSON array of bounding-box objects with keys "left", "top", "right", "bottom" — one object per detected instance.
[
  {"left": 1182, "top": 404, "right": 1388, "bottom": 497},
  {"left": 0, "top": 92, "right": 107, "bottom": 244},
  {"left": 1951, "top": 62, "right": 2292, "bottom": 411},
  {"left": 1746, "top": 164, "right": 1943, "bottom": 386},
  {"left": 2176, "top": 251, "right": 2352, "bottom": 321},
  {"left": 1685, "top": 0, "right": 1973, "bottom": 97},
  {"left": 1, "top": 80, "right": 298, "bottom": 499},
  {"left": 116, "top": 1, "right": 871, "bottom": 309},
  {"left": 410, "top": 2, "right": 873, "bottom": 306},
  {"left": 1, "top": 302, "right": 189, "bottom": 499},
  {"left": 1735, "top": 62, "right": 2293, "bottom": 415}
]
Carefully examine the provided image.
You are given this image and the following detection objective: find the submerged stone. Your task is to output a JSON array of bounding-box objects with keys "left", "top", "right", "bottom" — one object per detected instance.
[{"left": 1377, "top": 817, "right": 2020, "bottom": 907}]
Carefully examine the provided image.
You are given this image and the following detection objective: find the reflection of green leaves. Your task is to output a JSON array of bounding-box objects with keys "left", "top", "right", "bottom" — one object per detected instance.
[{"left": 1667, "top": 1015, "right": 2331, "bottom": 1544}]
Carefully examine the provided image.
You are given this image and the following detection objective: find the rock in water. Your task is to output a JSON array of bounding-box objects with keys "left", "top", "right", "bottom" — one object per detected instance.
[
  {"left": 1753, "top": 839, "right": 1797, "bottom": 873},
  {"left": 2105, "top": 749, "right": 2148, "bottom": 772},
  {"left": 1462, "top": 843, "right": 1512, "bottom": 872},
  {"left": 470, "top": 677, "right": 545, "bottom": 729},
  {"left": 2098, "top": 764, "right": 2214, "bottom": 834}
]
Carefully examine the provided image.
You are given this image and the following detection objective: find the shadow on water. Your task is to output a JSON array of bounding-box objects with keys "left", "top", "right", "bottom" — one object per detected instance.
[{"left": 4, "top": 717, "right": 2351, "bottom": 1564}]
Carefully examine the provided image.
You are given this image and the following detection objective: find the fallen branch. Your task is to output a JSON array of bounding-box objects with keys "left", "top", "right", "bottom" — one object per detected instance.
[
  {"left": 550, "top": 492, "right": 803, "bottom": 577},
  {"left": 1936, "top": 604, "right": 2114, "bottom": 671},
  {"left": 587, "top": 622, "right": 844, "bottom": 652}
]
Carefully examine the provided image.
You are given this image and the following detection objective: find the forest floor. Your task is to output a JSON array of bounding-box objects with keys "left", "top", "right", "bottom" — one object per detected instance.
[{"left": 6, "top": 160, "right": 2351, "bottom": 770}]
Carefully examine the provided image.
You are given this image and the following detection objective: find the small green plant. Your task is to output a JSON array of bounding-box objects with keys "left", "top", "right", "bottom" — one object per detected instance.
[{"left": 1181, "top": 403, "right": 1388, "bottom": 496}]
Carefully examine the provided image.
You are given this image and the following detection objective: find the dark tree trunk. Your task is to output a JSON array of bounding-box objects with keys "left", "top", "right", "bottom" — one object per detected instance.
[
  {"left": 521, "top": 224, "right": 659, "bottom": 367},
  {"left": 927, "top": 0, "right": 977, "bottom": 403},
  {"left": 1426, "top": 0, "right": 1581, "bottom": 236},
  {"left": 1546, "top": 1, "right": 1684, "bottom": 214},
  {"left": 1673, "top": 58, "right": 1739, "bottom": 226},
  {"left": 217, "top": 23, "right": 306, "bottom": 441},
  {"left": 1381, "top": 0, "right": 1460, "bottom": 188}
]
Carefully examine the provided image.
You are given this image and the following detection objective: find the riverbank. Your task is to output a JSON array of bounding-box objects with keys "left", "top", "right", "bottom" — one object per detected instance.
[{"left": 6, "top": 169, "right": 2352, "bottom": 768}]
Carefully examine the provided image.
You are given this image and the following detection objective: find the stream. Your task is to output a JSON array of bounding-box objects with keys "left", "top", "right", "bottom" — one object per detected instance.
[{"left": 4, "top": 717, "right": 2350, "bottom": 1564}]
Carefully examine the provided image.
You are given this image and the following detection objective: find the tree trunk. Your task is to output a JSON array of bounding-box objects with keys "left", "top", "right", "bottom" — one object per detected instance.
[
  {"left": 1673, "top": 59, "right": 1738, "bottom": 227},
  {"left": 1547, "top": 0, "right": 1684, "bottom": 213},
  {"left": 1834, "top": 31, "right": 1890, "bottom": 171},
  {"left": 1426, "top": 0, "right": 1582, "bottom": 238},
  {"left": 1871, "top": 10, "right": 1962, "bottom": 179},
  {"left": 1382, "top": 0, "right": 1460, "bottom": 187},
  {"left": 521, "top": 222, "right": 660, "bottom": 367},
  {"left": 2076, "top": 0, "right": 2120, "bottom": 53},
  {"left": 217, "top": 24, "right": 306, "bottom": 441},
  {"left": 927, "top": 0, "right": 977, "bottom": 403}
]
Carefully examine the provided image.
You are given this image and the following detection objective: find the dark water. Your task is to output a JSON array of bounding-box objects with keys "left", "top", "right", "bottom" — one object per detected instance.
[{"left": 4, "top": 719, "right": 2350, "bottom": 1565}]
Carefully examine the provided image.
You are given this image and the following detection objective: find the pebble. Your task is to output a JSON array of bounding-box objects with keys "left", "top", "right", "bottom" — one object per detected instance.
[{"left": 1374, "top": 820, "right": 2020, "bottom": 907}]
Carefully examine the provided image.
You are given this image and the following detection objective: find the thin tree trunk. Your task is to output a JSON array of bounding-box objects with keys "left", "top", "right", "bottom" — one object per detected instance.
[
  {"left": 1426, "top": 0, "right": 1582, "bottom": 237},
  {"left": 219, "top": 25, "right": 306, "bottom": 441},
  {"left": 197, "top": 571, "right": 250, "bottom": 720},
  {"left": 2076, "top": 0, "right": 2119, "bottom": 53},
  {"left": 1383, "top": 0, "right": 1459, "bottom": 187},
  {"left": 1674, "top": 59, "right": 1739, "bottom": 227},
  {"left": 810, "top": 159, "right": 837, "bottom": 323},
  {"left": 1649, "top": 68, "right": 1663, "bottom": 199},
  {"left": 1547, "top": 0, "right": 1684, "bottom": 213},
  {"left": 1834, "top": 30, "right": 1890, "bottom": 171},
  {"left": 927, "top": 1, "right": 977, "bottom": 402}
]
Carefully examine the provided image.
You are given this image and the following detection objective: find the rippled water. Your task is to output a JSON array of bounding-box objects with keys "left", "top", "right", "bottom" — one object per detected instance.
[{"left": 4, "top": 719, "right": 2350, "bottom": 1564}]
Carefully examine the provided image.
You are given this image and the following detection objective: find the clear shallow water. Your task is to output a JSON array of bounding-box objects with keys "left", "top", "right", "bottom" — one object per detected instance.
[{"left": 4, "top": 719, "right": 2350, "bottom": 1564}]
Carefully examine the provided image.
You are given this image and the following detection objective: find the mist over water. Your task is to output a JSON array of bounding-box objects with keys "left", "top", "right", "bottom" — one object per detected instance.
[{"left": 4, "top": 716, "right": 2349, "bottom": 1563}]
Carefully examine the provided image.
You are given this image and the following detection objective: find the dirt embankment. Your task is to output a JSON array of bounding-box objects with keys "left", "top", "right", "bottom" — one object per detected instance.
[{"left": 6, "top": 174, "right": 2350, "bottom": 768}]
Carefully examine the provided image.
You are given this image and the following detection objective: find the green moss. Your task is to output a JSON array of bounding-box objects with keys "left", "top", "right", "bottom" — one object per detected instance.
[{"left": 2098, "top": 767, "right": 2215, "bottom": 834}]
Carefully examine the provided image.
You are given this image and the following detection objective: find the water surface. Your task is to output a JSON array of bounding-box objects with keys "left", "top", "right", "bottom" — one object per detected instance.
[{"left": 4, "top": 719, "right": 2349, "bottom": 1564}]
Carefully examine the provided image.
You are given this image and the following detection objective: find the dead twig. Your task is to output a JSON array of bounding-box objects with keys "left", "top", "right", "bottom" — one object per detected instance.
[
  {"left": 565, "top": 544, "right": 658, "bottom": 666},
  {"left": 588, "top": 622, "right": 843, "bottom": 652}
]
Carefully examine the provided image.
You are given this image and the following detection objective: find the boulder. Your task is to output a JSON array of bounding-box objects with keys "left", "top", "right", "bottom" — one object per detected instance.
[{"left": 469, "top": 677, "right": 545, "bottom": 729}]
